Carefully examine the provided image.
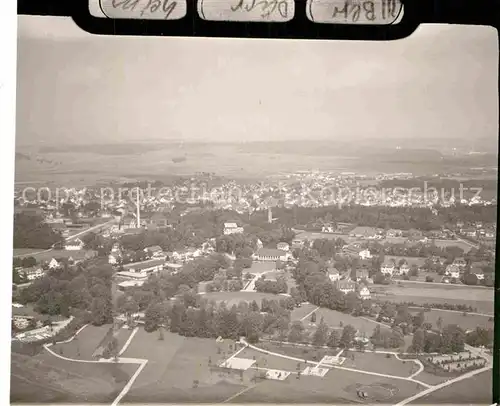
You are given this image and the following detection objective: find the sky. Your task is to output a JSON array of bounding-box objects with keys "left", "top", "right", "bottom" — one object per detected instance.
[{"left": 16, "top": 16, "right": 498, "bottom": 146}]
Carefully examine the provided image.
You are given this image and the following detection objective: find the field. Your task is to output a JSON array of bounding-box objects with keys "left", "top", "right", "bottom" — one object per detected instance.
[
  {"left": 409, "top": 308, "right": 494, "bottom": 331},
  {"left": 202, "top": 291, "right": 284, "bottom": 307},
  {"left": 51, "top": 324, "right": 133, "bottom": 360},
  {"left": 341, "top": 351, "right": 416, "bottom": 377},
  {"left": 312, "top": 307, "right": 387, "bottom": 336},
  {"left": 258, "top": 341, "right": 341, "bottom": 363},
  {"left": 246, "top": 262, "right": 277, "bottom": 274},
  {"left": 410, "top": 369, "right": 493, "bottom": 404},
  {"left": 10, "top": 350, "right": 138, "bottom": 403},
  {"left": 13, "top": 248, "right": 47, "bottom": 257},
  {"left": 232, "top": 367, "right": 424, "bottom": 403},
  {"left": 372, "top": 284, "right": 494, "bottom": 314},
  {"left": 121, "top": 328, "right": 246, "bottom": 403}
]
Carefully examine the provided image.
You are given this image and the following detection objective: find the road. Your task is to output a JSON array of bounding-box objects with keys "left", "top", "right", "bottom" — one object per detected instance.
[{"left": 64, "top": 218, "right": 116, "bottom": 242}]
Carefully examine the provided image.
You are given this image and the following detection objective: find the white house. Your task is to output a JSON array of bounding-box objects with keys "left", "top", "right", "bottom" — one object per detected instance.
[
  {"left": 358, "top": 249, "right": 372, "bottom": 260},
  {"left": 23, "top": 267, "right": 45, "bottom": 281},
  {"left": 381, "top": 261, "right": 395, "bottom": 276},
  {"left": 359, "top": 286, "right": 371, "bottom": 300},
  {"left": 445, "top": 264, "right": 460, "bottom": 279},
  {"left": 64, "top": 238, "right": 84, "bottom": 251},
  {"left": 108, "top": 253, "right": 120, "bottom": 265},
  {"left": 277, "top": 242, "right": 290, "bottom": 252},
  {"left": 48, "top": 258, "right": 60, "bottom": 269},
  {"left": 223, "top": 222, "right": 244, "bottom": 235},
  {"left": 327, "top": 267, "right": 340, "bottom": 282},
  {"left": 337, "top": 280, "right": 356, "bottom": 294},
  {"left": 252, "top": 248, "right": 291, "bottom": 262},
  {"left": 399, "top": 263, "right": 410, "bottom": 275}
]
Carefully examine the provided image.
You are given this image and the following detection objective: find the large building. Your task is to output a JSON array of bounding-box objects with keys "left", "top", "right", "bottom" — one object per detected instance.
[
  {"left": 252, "top": 248, "right": 291, "bottom": 262},
  {"left": 223, "top": 222, "right": 244, "bottom": 235}
]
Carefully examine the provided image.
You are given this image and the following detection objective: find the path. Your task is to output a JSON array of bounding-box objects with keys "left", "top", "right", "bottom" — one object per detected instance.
[
  {"left": 65, "top": 218, "right": 116, "bottom": 242},
  {"left": 239, "top": 338, "right": 432, "bottom": 389},
  {"left": 300, "top": 306, "right": 320, "bottom": 321},
  {"left": 242, "top": 270, "right": 274, "bottom": 292},
  {"left": 42, "top": 324, "right": 146, "bottom": 406}
]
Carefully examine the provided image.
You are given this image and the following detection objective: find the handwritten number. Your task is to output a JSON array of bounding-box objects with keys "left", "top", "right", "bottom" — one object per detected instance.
[
  {"left": 363, "top": 1, "right": 375, "bottom": 21},
  {"left": 162, "top": 0, "right": 177, "bottom": 18}
]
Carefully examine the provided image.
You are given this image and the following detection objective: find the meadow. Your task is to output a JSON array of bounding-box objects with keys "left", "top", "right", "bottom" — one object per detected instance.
[{"left": 10, "top": 350, "right": 138, "bottom": 404}]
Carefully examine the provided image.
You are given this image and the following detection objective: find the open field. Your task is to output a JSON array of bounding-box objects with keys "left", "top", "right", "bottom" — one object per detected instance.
[
  {"left": 237, "top": 347, "right": 306, "bottom": 371},
  {"left": 313, "top": 307, "right": 386, "bottom": 335},
  {"left": 13, "top": 248, "right": 48, "bottom": 257},
  {"left": 291, "top": 303, "right": 319, "bottom": 321},
  {"left": 409, "top": 369, "right": 493, "bottom": 404},
  {"left": 122, "top": 328, "right": 246, "bottom": 403},
  {"left": 51, "top": 324, "right": 133, "bottom": 361},
  {"left": 409, "top": 309, "right": 494, "bottom": 331},
  {"left": 373, "top": 294, "right": 494, "bottom": 315},
  {"left": 232, "top": 367, "right": 425, "bottom": 403},
  {"left": 10, "top": 350, "right": 138, "bottom": 403},
  {"left": 258, "top": 341, "right": 341, "bottom": 363},
  {"left": 247, "top": 262, "right": 277, "bottom": 274},
  {"left": 202, "top": 291, "right": 284, "bottom": 307},
  {"left": 341, "top": 351, "right": 416, "bottom": 377}
]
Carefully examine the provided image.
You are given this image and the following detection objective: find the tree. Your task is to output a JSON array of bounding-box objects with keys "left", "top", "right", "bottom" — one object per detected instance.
[
  {"left": 144, "top": 302, "right": 166, "bottom": 332},
  {"left": 411, "top": 329, "right": 425, "bottom": 353},
  {"left": 441, "top": 324, "right": 466, "bottom": 353},
  {"left": 339, "top": 325, "right": 357, "bottom": 348},
  {"left": 463, "top": 273, "right": 478, "bottom": 286},
  {"left": 310, "top": 312, "right": 317, "bottom": 323},
  {"left": 412, "top": 311, "right": 425, "bottom": 329},
  {"left": 90, "top": 297, "right": 113, "bottom": 326},
  {"left": 436, "top": 316, "right": 443, "bottom": 331},
  {"left": 312, "top": 317, "right": 329, "bottom": 347},
  {"left": 327, "top": 329, "right": 340, "bottom": 348},
  {"left": 250, "top": 300, "right": 260, "bottom": 313},
  {"left": 288, "top": 321, "right": 305, "bottom": 343},
  {"left": 388, "top": 327, "right": 405, "bottom": 349},
  {"left": 425, "top": 276, "right": 434, "bottom": 282}
]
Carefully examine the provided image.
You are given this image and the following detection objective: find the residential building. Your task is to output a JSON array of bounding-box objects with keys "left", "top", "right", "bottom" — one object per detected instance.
[
  {"left": 336, "top": 280, "right": 356, "bottom": 294},
  {"left": 445, "top": 264, "right": 460, "bottom": 279},
  {"left": 252, "top": 248, "right": 291, "bottom": 262},
  {"left": 349, "top": 226, "right": 377, "bottom": 239},
  {"left": 399, "top": 263, "right": 410, "bottom": 275},
  {"left": 122, "top": 258, "right": 167, "bottom": 274},
  {"left": 143, "top": 245, "right": 164, "bottom": 258},
  {"left": 327, "top": 267, "right": 340, "bottom": 282},
  {"left": 224, "top": 222, "right": 244, "bottom": 235},
  {"left": 277, "top": 242, "right": 290, "bottom": 252},
  {"left": 359, "top": 286, "right": 371, "bottom": 300},
  {"left": 358, "top": 249, "right": 372, "bottom": 260},
  {"left": 22, "top": 267, "right": 45, "bottom": 281},
  {"left": 381, "top": 261, "right": 395, "bottom": 276},
  {"left": 453, "top": 257, "right": 467, "bottom": 268},
  {"left": 48, "top": 258, "right": 60, "bottom": 269},
  {"left": 64, "top": 238, "right": 84, "bottom": 251}
]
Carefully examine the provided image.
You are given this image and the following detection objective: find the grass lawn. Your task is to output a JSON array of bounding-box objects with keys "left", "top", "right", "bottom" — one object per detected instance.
[
  {"left": 258, "top": 341, "right": 340, "bottom": 363},
  {"left": 13, "top": 248, "right": 47, "bottom": 257},
  {"left": 202, "top": 291, "right": 283, "bottom": 307},
  {"left": 341, "top": 351, "right": 416, "bottom": 377},
  {"left": 247, "top": 262, "right": 277, "bottom": 274},
  {"left": 313, "top": 308, "right": 386, "bottom": 336},
  {"left": 232, "top": 366, "right": 424, "bottom": 403},
  {"left": 10, "top": 350, "right": 138, "bottom": 404},
  {"left": 51, "top": 324, "right": 113, "bottom": 360},
  {"left": 290, "top": 303, "right": 318, "bottom": 321},
  {"left": 409, "top": 309, "right": 494, "bottom": 331},
  {"left": 122, "top": 328, "right": 246, "bottom": 403},
  {"left": 410, "top": 369, "right": 493, "bottom": 404},
  {"left": 237, "top": 347, "right": 305, "bottom": 371}
]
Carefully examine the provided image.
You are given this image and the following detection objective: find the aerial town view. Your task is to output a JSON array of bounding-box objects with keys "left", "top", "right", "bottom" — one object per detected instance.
[{"left": 11, "top": 15, "right": 497, "bottom": 406}]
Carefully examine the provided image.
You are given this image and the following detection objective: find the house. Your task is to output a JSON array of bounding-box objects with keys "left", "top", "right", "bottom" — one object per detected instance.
[
  {"left": 381, "top": 261, "right": 395, "bottom": 276},
  {"left": 445, "top": 264, "right": 460, "bottom": 279},
  {"left": 349, "top": 227, "right": 377, "bottom": 239},
  {"left": 322, "top": 225, "right": 336, "bottom": 233},
  {"left": 327, "top": 267, "right": 340, "bottom": 282},
  {"left": 223, "top": 222, "right": 244, "bottom": 235},
  {"left": 277, "top": 242, "right": 290, "bottom": 252},
  {"left": 453, "top": 257, "right": 467, "bottom": 268},
  {"left": 143, "top": 245, "right": 164, "bottom": 258},
  {"left": 386, "top": 229, "right": 403, "bottom": 238},
  {"left": 471, "top": 267, "right": 485, "bottom": 281},
  {"left": 48, "top": 258, "right": 60, "bottom": 269},
  {"left": 122, "top": 258, "right": 167, "bottom": 274},
  {"left": 22, "top": 266, "right": 45, "bottom": 281},
  {"left": 108, "top": 253, "right": 121, "bottom": 265},
  {"left": 114, "top": 271, "right": 149, "bottom": 281},
  {"left": 64, "top": 238, "right": 84, "bottom": 251},
  {"left": 336, "top": 280, "right": 356, "bottom": 294},
  {"left": 359, "top": 286, "right": 371, "bottom": 300},
  {"left": 399, "top": 263, "right": 410, "bottom": 275},
  {"left": 252, "top": 248, "right": 291, "bottom": 262},
  {"left": 111, "top": 242, "right": 121, "bottom": 253},
  {"left": 358, "top": 249, "right": 372, "bottom": 260},
  {"left": 117, "top": 280, "right": 144, "bottom": 292},
  {"left": 353, "top": 268, "right": 370, "bottom": 282}
]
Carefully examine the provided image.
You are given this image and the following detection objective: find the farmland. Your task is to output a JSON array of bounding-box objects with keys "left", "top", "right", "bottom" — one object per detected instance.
[
  {"left": 409, "top": 308, "right": 494, "bottom": 331},
  {"left": 10, "top": 350, "right": 138, "bottom": 404}
]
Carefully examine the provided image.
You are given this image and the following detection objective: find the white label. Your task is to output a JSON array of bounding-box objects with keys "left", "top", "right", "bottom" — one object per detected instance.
[
  {"left": 98, "top": 0, "right": 187, "bottom": 20},
  {"left": 306, "top": 0, "right": 403, "bottom": 24},
  {"left": 198, "top": 0, "right": 295, "bottom": 22}
]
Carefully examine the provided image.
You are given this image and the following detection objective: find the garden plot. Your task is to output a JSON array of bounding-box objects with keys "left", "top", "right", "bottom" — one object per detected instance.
[
  {"left": 219, "top": 357, "right": 255, "bottom": 370},
  {"left": 301, "top": 366, "right": 330, "bottom": 377}
]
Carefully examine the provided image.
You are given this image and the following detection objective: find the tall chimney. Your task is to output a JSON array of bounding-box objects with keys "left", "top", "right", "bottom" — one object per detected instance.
[
  {"left": 268, "top": 207, "right": 272, "bottom": 224},
  {"left": 136, "top": 187, "right": 141, "bottom": 228}
]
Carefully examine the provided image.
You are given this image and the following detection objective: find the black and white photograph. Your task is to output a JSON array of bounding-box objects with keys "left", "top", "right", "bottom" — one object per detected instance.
[{"left": 10, "top": 13, "right": 497, "bottom": 405}]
